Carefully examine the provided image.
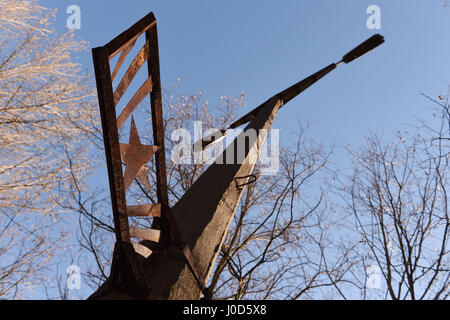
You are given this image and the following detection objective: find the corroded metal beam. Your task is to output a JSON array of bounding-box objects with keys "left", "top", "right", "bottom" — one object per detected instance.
[{"left": 143, "top": 97, "right": 283, "bottom": 299}]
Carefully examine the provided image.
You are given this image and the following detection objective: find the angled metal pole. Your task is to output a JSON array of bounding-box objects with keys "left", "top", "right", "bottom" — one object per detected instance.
[
  {"left": 144, "top": 97, "right": 282, "bottom": 299},
  {"left": 140, "top": 34, "right": 384, "bottom": 300},
  {"left": 199, "top": 34, "right": 385, "bottom": 150}
]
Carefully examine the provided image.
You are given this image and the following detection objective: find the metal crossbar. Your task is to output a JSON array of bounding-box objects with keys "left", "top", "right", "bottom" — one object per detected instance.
[{"left": 91, "top": 11, "right": 207, "bottom": 299}]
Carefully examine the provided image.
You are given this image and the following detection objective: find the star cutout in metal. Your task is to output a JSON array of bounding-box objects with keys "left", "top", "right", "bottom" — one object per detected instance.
[{"left": 120, "top": 116, "right": 159, "bottom": 191}]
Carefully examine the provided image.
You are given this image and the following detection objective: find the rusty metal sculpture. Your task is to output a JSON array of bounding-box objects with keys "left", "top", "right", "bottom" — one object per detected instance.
[{"left": 89, "top": 11, "right": 384, "bottom": 300}]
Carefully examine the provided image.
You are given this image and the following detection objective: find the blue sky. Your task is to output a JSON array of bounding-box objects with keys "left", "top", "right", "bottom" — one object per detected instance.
[
  {"left": 37, "top": 0, "right": 450, "bottom": 298},
  {"left": 39, "top": 0, "right": 450, "bottom": 158}
]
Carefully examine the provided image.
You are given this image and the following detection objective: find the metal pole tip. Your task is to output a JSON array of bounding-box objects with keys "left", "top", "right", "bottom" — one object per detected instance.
[{"left": 341, "top": 34, "right": 385, "bottom": 64}]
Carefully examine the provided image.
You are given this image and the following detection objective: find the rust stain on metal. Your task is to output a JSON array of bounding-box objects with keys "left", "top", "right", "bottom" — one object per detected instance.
[
  {"left": 116, "top": 77, "right": 153, "bottom": 129},
  {"left": 120, "top": 116, "right": 158, "bottom": 191},
  {"left": 92, "top": 47, "right": 130, "bottom": 243},
  {"left": 91, "top": 12, "right": 168, "bottom": 299},
  {"left": 105, "top": 14, "right": 156, "bottom": 58},
  {"left": 127, "top": 204, "right": 161, "bottom": 217},
  {"left": 113, "top": 41, "right": 150, "bottom": 105},
  {"left": 182, "top": 244, "right": 207, "bottom": 294},
  {"left": 130, "top": 228, "right": 161, "bottom": 242},
  {"left": 111, "top": 39, "right": 136, "bottom": 82}
]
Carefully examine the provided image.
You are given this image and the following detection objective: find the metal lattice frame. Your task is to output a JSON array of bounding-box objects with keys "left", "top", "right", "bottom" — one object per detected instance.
[
  {"left": 90, "top": 12, "right": 170, "bottom": 298},
  {"left": 90, "top": 11, "right": 207, "bottom": 299},
  {"left": 92, "top": 11, "right": 168, "bottom": 244}
]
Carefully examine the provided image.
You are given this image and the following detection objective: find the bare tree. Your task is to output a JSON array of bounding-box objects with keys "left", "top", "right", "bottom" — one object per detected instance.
[
  {"left": 340, "top": 93, "right": 449, "bottom": 299},
  {"left": 0, "top": 0, "right": 98, "bottom": 298}
]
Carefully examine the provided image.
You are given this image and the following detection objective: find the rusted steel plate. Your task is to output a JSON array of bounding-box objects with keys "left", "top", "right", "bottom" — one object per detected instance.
[
  {"left": 111, "top": 39, "right": 137, "bottom": 82},
  {"left": 117, "top": 77, "right": 153, "bottom": 129},
  {"left": 119, "top": 117, "right": 159, "bottom": 191},
  {"left": 127, "top": 204, "right": 161, "bottom": 217},
  {"left": 130, "top": 228, "right": 161, "bottom": 242},
  {"left": 145, "top": 27, "right": 171, "bottom": 242},
  {"left": 113, "top": 41, "right": 150, "bottom": 105},
  {"left": 92, "top": 46, "right": 130, "bottom": 243},
  {"left": 135, "top": 165, "right": 153, "bottom": 193},
  {"left": 131, "top": 241, "right": 153, "bottom": 258},
  {"left": 105, "top": 12, "right": 156, "bottom": 59}
]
